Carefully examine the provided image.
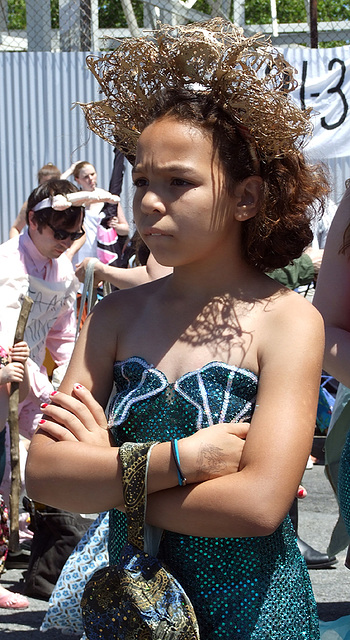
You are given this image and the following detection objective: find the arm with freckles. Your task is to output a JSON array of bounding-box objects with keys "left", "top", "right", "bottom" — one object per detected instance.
[
  {"left": 313, "top": 188, "right": 350, "bottom": 387},
  {"left": 144, "top": 295, "right": 324, "bottom": 538},
  {"left": 25, "top": 292, "right": 247, "bottom": 513}
]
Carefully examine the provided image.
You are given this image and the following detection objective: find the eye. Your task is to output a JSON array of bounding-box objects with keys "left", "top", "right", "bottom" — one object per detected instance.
[
  {"left": 133, "top": 178, "right": 148, "bottom": 188},
  {"left": 171, "top": 178, "right": 192, "bottom": 186}
]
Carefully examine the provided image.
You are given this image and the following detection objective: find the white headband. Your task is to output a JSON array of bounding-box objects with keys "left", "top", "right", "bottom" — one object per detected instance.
[{"left": 32, "top": 195, "right": 76, "bottom": 212}]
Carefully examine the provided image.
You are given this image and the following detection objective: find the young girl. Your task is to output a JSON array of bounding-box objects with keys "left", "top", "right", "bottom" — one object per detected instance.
[
  {"left": 68, "top": 161, "right": 129, "bottom": 267},
  {"left": 0, "top": 341, "right": 30, "bottom": 609},
  {"left": 27, "top": 19, "right": 329, "bottom": 639}
]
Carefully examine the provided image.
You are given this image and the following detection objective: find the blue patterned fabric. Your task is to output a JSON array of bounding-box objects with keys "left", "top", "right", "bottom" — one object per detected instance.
[
  {"left": 40, "top": 511, "right": 109, "bottom": 637},
  {"left": 339, "top": 427, "right": 350, "bottom": 537},
  {"left": 108, "top": 357, "right": 320, "bottom": 640}
]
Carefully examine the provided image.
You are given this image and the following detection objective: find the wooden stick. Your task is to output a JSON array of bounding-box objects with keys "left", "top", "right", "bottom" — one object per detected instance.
[{"left": 8, "top": 296, "right": 33, "bottom": 552}]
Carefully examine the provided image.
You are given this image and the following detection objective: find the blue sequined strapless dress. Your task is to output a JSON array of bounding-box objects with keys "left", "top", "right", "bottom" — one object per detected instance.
[
  {"left": 108, "top": 357, "right": 320, "bottom": 640},
  {"left": 339, "top": 427, "right": 350, "bottom": 537}
]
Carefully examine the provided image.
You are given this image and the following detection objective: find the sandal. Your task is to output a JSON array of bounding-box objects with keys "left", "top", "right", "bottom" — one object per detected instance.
[{"left": 0, "top": 590, "right": 29, "bottom": 609}]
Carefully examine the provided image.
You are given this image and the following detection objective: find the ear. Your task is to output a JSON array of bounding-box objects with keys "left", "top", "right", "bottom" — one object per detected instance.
[
  {"left": 27, "top": 210, "right": 37, "bottom": 230},
  {"left": 233, "top": 176, "right": 263, "bottom": 222}
]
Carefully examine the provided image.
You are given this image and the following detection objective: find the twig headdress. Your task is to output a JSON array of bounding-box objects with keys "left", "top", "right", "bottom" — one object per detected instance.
[{"left": 81, "top": 18, "right": 312, "bottom": 165}]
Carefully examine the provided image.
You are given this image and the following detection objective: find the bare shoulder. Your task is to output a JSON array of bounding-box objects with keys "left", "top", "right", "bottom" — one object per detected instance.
[
  {"left": 270, "top": 286, "right": 323, "bottom": 331},
  {"left": 259, "top": 286, "right": 324, "bottom": 363},
  {"left": 250, "top": 271, "right": 323, "bottom": 332}
]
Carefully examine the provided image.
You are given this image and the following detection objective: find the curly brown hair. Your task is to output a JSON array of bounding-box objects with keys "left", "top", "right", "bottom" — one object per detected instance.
[
  {"left": 146, "top": 89, "right": 329, "bottom": 271},
  {"left": 245, "top": 154, "right": 329, "bottom": 270}
]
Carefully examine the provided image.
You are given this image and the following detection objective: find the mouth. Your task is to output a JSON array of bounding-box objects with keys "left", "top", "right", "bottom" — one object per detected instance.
[{"left": 143, "top": 229, "right": 171, "bottom": 237}]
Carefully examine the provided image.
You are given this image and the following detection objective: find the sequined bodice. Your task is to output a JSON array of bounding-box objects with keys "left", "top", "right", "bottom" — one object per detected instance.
[
  {"left": 339, "top": 427, "right": 350, "bottom": 539},
  {"left": 108, "top": 357, "right": 258, "bottom": 439},
  {"left": 108, "top": 357, "right": 319, "bottom": 640}
]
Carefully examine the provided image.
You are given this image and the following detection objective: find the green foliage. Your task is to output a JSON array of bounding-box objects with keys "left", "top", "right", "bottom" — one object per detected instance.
[
  {"left": 5, "top": 0, "right": 350, "bottom": 47},
  {"left": 7, "top": 0, "right": 26, "bottom": 29},
  {"left": 245, "top": 0, "right": 350, "bottom": 24},
  {"left": 192, "top": 0, "right": 212, "bottom": 15},
  {"left": 319, "top": 40, "right": 349, "bottom": 47},
  {"left": 246, "top": 0, "right": 306, "bottom": 24},
  {"left": 51, "top": 0, "right": 59, "bottom": 29},
  {"left": 98, "top": 0, "right": 212, "bottom": 27},
  {"left": 7, "top": 0, "right": 66, "bottom": 29},
  {"left": 99, "top": 0, "right": 143, "bottom": 28},
  {"left": 317, "top": 0, "right": 350, "bottom": 21}
]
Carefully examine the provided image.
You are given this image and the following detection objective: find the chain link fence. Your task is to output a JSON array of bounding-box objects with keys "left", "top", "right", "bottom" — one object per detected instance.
[{"left": 0, "top": 0, "right": 349, "bottom": 52}]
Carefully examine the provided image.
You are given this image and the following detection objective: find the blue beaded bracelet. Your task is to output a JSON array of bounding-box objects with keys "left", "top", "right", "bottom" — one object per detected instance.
[{"left": 171, "top": 439, "right": 187, "bottom": 487}]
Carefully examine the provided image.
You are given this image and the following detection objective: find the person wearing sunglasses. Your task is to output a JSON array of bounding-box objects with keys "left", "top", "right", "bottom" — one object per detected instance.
[
  {"left": 45, "top": 222, "right": 85, "bottom": 243},
  {"left": 0, "top": 180, "right": 86, "bottom": 527}
]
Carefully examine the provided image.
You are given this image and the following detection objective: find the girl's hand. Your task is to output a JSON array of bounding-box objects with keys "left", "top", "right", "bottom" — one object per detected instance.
[
  {"left": 75, "top": 257, "right": 105, "bottom": 287},
  {"left": 38, "top": 384, "right": 111, "bottom": 447},
  {"left": 9, "top": 341, "right": 30, "bottom": 364},
  {"left": 107, "top": 216, "right": 119, "bottom": 229},
  {"left": 297, "top": 485, "right": 307, "bottom": 499},
  {"left": 179, "top": 422, "right": 250, "bottom": 484},
  {"left": 0, "top": 362, "right": 25, "bottom": 384}
]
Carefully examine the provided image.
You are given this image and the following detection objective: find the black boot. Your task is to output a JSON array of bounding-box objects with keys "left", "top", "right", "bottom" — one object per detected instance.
[
  {"left": 289, "top": 499, "right": 337, "bottom": 569},
  {"left": 296, "top": 537, "right": 337, "bottom": 569}
]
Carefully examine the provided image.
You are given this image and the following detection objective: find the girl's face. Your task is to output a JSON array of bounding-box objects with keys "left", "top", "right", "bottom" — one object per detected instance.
[
  {"left": 75, "top": 164, "right": 97, "bottom": 192},
  {"left": 133, "top": 116, "right": 254, "bottom": 269}
]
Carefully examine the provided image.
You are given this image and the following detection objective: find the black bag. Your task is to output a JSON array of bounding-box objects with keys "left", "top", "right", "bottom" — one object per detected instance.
[{"left": 22, "top": 498, "right": 93, "bottom": 600}]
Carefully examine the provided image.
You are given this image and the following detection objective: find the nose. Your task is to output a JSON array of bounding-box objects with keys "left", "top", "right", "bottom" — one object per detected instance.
[
  {"left": 60, "top": 236, "right": 73, "bottom": 249},
  {"left": 139, "top": 189, "right": 166, "bottom": 216}
]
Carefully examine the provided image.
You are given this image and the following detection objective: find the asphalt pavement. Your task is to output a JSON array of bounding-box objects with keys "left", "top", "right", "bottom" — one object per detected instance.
[{"left": 0, "top": 459, "right": 349, "bottom": 638}]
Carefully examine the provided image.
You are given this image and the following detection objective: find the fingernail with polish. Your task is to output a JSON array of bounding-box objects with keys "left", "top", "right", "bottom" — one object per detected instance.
[
  {"left": 39, "top": 419, "right": 46, "bottom": 424},
  {"left": 50, "top": 390, "right": 58, "bottom": 396},
  {"left": 74, "top": 383, "right": 84, "bottom": 390},
  {"left": 40, "top": 403, "right": 48, "bottom": 409}
]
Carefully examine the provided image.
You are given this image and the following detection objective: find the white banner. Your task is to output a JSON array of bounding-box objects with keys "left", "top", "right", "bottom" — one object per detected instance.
[{"left": 281, "top": 46, "right": 350, "bottom": 161}]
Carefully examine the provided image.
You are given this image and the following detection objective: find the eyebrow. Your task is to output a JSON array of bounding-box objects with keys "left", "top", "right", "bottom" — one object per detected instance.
[{"left": 132, "top": 163, "right": 196, "bottom": 175}]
